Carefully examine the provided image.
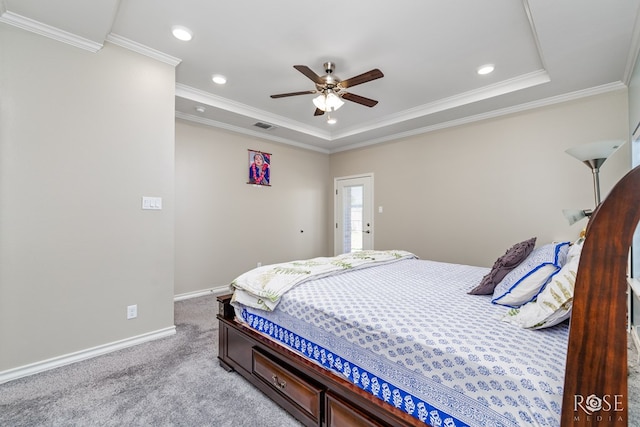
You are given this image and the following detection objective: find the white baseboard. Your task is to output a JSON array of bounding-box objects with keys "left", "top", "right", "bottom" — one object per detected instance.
[
  {"left": 0, "top": 326, "right": 176, "bottom": 384},
  {"left": 173, "top": 286, "right": 229, "bottom": 301},
  {"left": 0, "top": 288, "right": 228, "bottom": 384}
]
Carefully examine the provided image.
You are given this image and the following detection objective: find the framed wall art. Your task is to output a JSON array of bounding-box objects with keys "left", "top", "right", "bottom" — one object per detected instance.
[{"left": 247, "top": 149, "right": 271, "bottom": 186}]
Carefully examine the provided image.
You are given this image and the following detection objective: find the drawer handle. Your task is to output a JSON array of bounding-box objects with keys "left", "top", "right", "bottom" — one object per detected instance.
[{"left": 271, "top": 374, "right": 286, "bottom": 390}]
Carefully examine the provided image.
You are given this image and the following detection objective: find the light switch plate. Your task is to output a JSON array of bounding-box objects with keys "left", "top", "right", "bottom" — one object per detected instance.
[{"left": 142, "top": 196, "right": 162, "bottom": 210}]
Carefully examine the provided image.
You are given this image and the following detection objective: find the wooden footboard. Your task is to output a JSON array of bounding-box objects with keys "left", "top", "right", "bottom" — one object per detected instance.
[{"left": 216, "top": 294, "right": 421, "bottom": 427}]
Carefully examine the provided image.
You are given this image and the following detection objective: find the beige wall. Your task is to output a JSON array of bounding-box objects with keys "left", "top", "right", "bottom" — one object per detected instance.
[
  {"left": 0, "top": 20, "right": 633, "bottom": 377},
  {"left": 330, "top": 90, "right": 630, "bottom": 267},
  {"left": 0, "top": 25, "right": 176, "bottom": 371},
  {"left": 174, "top": 121, "right": 330, "bottom": 296}
]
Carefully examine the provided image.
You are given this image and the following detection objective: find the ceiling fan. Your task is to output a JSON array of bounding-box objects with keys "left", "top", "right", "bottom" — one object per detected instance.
[{"left": 270, "top": 62, "right": 384, "bottom": 116}]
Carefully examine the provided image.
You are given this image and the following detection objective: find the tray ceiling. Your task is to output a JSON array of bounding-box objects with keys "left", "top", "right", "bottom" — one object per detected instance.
[{"left": 2, "top": 0, "right": 639, "bottom": 153}]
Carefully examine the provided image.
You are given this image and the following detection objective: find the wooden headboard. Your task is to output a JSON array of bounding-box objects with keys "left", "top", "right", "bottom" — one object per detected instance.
[{"left": 561, "top": 164, "right": 639, "bottom": 426}]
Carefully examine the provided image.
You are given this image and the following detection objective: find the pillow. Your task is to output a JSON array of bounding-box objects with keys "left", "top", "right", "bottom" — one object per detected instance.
[
  {"left": 501, "top": 246, "right": 581, "bottom": 329},
  {"left": 468, "top": 237, "right": 536, "bottom": 295},
  {"left": 491, "top": 241, "right": 570, "bottom": 307},
  {"left": 565, "top": 236, "right": 584, "bottom": 264}
]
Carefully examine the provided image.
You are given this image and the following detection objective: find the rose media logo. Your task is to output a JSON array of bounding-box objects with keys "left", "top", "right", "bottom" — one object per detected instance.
[{"left": 574, "top": 394, "right": 624, "bottom": 423}]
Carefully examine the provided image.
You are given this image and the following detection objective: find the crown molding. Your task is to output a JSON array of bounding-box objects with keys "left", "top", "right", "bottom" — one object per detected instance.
[
  {"left": 175, "top": 111, "right": 330, "bottom": 154},
  {"left": 177, "top": 80, "right": 625, "bottom": 155},
  {"left": 334, "top": 69, "right": 551, "bottom": 140},
  {"left": 0, "top": 10, "right": 103, "bottom": 52},
  {"left": 623, "top": 3, "right": 640, "bottom": 85},
  {"left": 176, "top": 83, "right": 331, "bottom": 140},
  {"left": 522, "top": 0, "right": 548, "bottom": 71},
  {"left": 106, "top": 34, "right": 181, "bottom": 67},
  {"left": 330, "top": 81, "right": 627, "bottom": 153},
  {"left": 177, "top": 69, "right": 550, "bottom": 146}
]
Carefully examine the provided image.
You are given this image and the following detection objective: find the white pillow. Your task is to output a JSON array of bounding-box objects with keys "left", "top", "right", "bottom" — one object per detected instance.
[
  {"left": 501, "top": 247, "right": 580, "bottom": 329},
  {"left": 565, "top": 236, "right": 584, "bottom": 264},
  {"left": 491, "top": 241, "right": 570, "bottom": 308}
]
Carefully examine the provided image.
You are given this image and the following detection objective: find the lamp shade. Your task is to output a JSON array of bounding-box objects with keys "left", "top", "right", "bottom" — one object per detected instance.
[
  {"left": 564, "top": 139, "right": 626, "bottom": 207},
  {"left": 312, "top": 91, "right": 344, "bottom": 112},
  {"left": 565, "top": 140, "right": 624, "bottom": 164},
  {"left": 562, "top": 208, "right": 593, "bottom": 226}
]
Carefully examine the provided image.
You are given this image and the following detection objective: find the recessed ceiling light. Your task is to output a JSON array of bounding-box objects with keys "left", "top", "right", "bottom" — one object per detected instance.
[
  {"left": 477, "top": 64, "right": 495, "bottom": 75},
  {"left": 171, "top": 26, "right": 193, "bottom": 41},
  {"left": 195, "top": 106, "right": 206, "bottom": 113},
  {"left": 212, "top": 74, "right": 227, "bottom": 85}
]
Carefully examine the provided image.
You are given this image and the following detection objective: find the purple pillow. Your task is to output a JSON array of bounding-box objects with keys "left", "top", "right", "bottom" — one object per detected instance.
[{"left": 468, "top": 237, "right": 536, "bottom": 295}]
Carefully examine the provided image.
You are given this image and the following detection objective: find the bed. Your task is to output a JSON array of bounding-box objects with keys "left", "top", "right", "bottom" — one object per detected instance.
[{"left": 217, "top": 165, "right": 639, "bottom": 427}]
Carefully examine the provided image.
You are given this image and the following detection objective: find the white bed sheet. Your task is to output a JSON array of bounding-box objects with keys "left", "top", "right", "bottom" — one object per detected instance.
[{"left": 235, "top": 258, "right": 569, "bottom": 427}]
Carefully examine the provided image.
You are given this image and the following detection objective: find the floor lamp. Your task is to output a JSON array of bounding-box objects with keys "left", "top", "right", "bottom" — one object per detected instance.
[{"left": 563, "top": 139, "right": 625, "bottom": 225}]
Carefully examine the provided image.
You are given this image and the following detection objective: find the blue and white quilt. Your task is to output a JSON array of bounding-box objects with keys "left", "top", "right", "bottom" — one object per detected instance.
[{"left": 234, "top": 258, "right": 569, "bottom": 427}]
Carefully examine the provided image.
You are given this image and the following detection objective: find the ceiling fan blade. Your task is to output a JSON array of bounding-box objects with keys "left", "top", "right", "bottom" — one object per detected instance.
[
  {"left": 270, "top": 90, "right": 316, "bottom": 98},
  {"left": 341, "top": 92, "right": 379, "bottom": 107},
  {"left": 314, "top": 108, "right": 325, "bottom": 116},
  {"left": 339, "top": 69, "right": 384, "bottom": 89},
  {"left": 293, "top": 65, "right": 324, "bottom": 85}
]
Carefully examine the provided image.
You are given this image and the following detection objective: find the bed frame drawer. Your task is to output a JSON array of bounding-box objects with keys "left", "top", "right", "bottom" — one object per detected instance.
[
  {"left": 326, "top": 392, "right": 388, "bottom": 427},
  {"left": 252, "top": 349, "right": 323, "bottom": 423}
]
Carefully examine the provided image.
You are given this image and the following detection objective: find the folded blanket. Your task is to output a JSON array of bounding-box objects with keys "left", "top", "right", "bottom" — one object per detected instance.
[{"left": 230, "top": 250, "right": 417, "bottom": 311}]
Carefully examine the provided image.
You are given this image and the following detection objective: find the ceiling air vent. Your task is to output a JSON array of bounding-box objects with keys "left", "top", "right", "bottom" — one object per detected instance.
[{"left": 253, "top": 122, "right": 276, "bottom": 131}]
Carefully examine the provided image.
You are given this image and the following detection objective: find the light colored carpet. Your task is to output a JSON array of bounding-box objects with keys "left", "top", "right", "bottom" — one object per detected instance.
[
  {"left": 0, "top": 295, "right": 638, "bottom": 426},
  {"left": 0, "top": 295, "right": 302, "bottom": 427}
]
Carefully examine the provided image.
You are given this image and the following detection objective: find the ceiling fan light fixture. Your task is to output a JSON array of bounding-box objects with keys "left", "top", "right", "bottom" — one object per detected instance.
[
  {"left": 271, "top": 63, "right": 382, "bottom": 117},
  {"left": 171, "top": 25, "right": 193, "bottom": 41},
  {"left": 312, "top": 95, "right": 324, "bottom": 110},
  {"left": 312, "top": 91, "right": 344, "bottom": 112},
  {"left": 326, "top": 92, "right": 344, "bottom": 110}
]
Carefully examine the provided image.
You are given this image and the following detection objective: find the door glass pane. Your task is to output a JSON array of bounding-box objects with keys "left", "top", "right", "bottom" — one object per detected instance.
[{"left": 343, "top": 185, "right": 363, "bottom": 252}]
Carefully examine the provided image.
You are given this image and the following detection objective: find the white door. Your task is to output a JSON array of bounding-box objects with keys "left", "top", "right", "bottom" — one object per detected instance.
[{"left": 334, "top": 174, "right": 374, "bottom": 255}]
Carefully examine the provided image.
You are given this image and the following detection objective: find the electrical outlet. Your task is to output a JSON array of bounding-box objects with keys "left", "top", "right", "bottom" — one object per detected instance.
[
  {"left": 127, "top": 304, "right": 137, "bottom": 319},
  {"left": 257, "top": 262, "right": 262, "bottom": 267}
]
